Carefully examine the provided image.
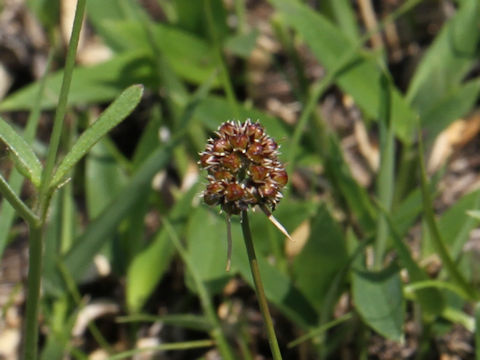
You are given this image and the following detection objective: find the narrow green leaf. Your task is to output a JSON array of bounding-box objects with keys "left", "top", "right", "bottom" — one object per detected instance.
[
  {"left": 407, "top": 0, "right": 480, "bottom": 117},
  {"left": 374, "top": 73, "right": 395, "bottom": 269},
  {"left": 325, "top": 135, "right": 376, "bottom": 231},
  {"left": 117, "top": 313, "right": 213, "bottom": 332},
  {"left": 105, "top": 340, "right": 215, "bottom": 360},
  {"left": 85, "top": 140, "right": 128, "bottom": 219},
  {"left": 0, "top": 50, "right": 53, "bottom": 258},
  {"left": 319, "top": 0, "right": 359, "bottom": 42},
  {"left": 418, "top": 131, "right": 478, "bottom": 300},
  {"left": 352, "top": 264, "right": 405, "bottom": 342},
  {"left": 98, "top": 20, "right": 219, "bottom": 85},
  {"left": 269, "top": 0, "right": 416, "bottom": 142},
  {"left": 126, "top": 185, "right": 199, "bottom": 312},
  {"left": 0, "top": 117, "right": 43, "bottom": 187},
  {"left": 0, "top": 52, "right": 153, "bottom": 111},
  {"left": 50, "top": 85, "right": 143, "bottom": 189},
  {"left": 434, "top": 190, "right": 480, "bottom": 258},
  {"left": 62, "top": 137, "right": 177, "bottom": 281},
  {"left": 0, "top": 172, "right": 39, "bottom": 225}
]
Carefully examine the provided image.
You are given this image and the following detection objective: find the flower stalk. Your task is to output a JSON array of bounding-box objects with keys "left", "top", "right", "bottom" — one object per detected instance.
[
  {"left": 241, "top": 210, "right": 283, "bottom": 360},
  {"left": 199, "top": 119, "right": 289, "bottom": 358}
]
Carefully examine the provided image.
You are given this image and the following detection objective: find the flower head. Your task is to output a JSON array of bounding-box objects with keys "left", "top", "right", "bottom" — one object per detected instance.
[
  {"left": 199, "top": 119, "right": 288, "bottom": 215},
  {"left": 199, "top": 119, "right": 292, "bottom": 271}
]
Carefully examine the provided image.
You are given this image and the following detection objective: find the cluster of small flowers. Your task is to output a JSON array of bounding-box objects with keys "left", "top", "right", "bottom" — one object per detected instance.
[{"left": 199, "top": 119, "right": 288, "bottom": 215}]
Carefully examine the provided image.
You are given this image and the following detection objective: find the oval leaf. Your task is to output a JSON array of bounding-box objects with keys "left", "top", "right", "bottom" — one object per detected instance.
[
  {"left": 0, "top": 117, "right": 42, "bottom": 187},
  {"left": 50, "top": 84, "right": 143, "bottom": 189},
  {"left": 352, "top": 264, "right": 405, "bottom": 342}
]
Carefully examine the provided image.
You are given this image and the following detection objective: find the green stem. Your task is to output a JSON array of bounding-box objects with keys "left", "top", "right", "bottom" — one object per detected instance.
[
  {"left": 23, "top": 223, "right": 43, "bottom": 360},
  {"left": 38, "top": 0, "right": 86, "bottom": 215},
  {"left": 23, "top": 2, "right": 86, "bottom": 360},
  {"left": 241, "top": 211, "right": 282, "bottom": 360}
]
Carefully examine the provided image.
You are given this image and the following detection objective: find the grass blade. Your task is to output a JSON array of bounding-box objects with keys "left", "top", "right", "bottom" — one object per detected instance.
[
  {"left": 406, "top": 0, "right": 480, "bottom": 117},
  {"left": 374, "top": 72, "right": 395, "bottom": 269},
  {"left": 417, "top": 128, "right": 478, "bottom": 300}
]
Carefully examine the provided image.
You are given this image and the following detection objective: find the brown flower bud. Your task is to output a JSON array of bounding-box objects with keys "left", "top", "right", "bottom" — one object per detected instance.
[
  {"left": 230, "top": 134, "right": 249, "bottom": 151},
  {"left": 221, "top": 153, "right": 242, "bottom": 172},
  {"left": 225, "top": 183, "right": 244, "bottom": 202},
  {"left": 246, "top": 143, "right": 264, "bottom": 163}
]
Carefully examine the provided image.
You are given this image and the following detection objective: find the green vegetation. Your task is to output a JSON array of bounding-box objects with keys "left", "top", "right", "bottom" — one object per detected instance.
[{"left": 0, "top": 0, "right": 479, "bottom": 358}]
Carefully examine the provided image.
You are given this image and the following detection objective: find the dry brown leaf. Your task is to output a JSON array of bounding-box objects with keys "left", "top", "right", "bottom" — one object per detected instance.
[{"left": 428, "top": 111, "right": 480, "bottom": 172}]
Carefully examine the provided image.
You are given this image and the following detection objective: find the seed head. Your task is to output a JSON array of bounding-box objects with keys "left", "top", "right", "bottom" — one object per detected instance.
[{"left": 199, "top": 119, "right": 288, "bottom": 215}]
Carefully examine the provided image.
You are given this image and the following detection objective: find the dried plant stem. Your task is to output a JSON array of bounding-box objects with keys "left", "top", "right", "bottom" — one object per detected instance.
[
  {"left": 241, "top": 210, "right": 282, "bottom": 360},
  {"left": 358, "top": 0, "right": 383, "bottom": 50}
]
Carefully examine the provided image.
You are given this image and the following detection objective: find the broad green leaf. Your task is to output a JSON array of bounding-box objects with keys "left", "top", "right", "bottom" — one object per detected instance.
[
  {"left": 200, "top": 210, "right": 318, "bottom": 327},
  {"left": 0, "top": 52, "right": 154, "bottom": 111},
  {"left": 249, "top": 198, "right": 317, "bottom": 258},
  {"left": 0, "top": 117, "right": 42, "bottom": 187},
  {"left": 407, "top": 0, "right": 480, "bottom": 118},
  {"left": 378, "top": 203, "right": 445, "bottom": 316},
  {"left": 269, "top": 0, "right": 416, "bottom": 143},
  {"left": 185, "top": 207, "right": 231, "bottom": 294},
  {"left": 352, "top": 264, "right": 405, "bottom": 342},
  {"left": 292, "top": 206, "right": 348, "bottom": 310},
  {"left": 126, "top": 182, "right": 200, "bottom": 312},
  {"left": 50, "top": 85, "right": 143, "bottom": 189},
  {"left": 96, "top": 21, "right": 218, "bottom": 86}
]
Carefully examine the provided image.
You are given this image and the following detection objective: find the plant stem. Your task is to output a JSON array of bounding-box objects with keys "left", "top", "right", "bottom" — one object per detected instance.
[
  {"left": 23, "top": 2, "right": 86, "bottom": 360},
  {"left": 23, "top": 223, "right": 43, "bottom": 360},
  {"left": 241, "top": 210, "right": 282, "bottom": 360},
  {"left": 38, "top": 0, "right": 86, "bottom": 214}
]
